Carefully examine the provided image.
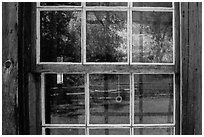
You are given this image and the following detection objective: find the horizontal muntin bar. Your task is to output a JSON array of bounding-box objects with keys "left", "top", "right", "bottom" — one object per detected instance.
[
  {"left": 83, "top": 62, "right": 129, "bottom": 65},
  {"left": 37, "top": 7, "right": 83, "bottom": 11},
  {"left": 43, "top": 124, "right": 175, "bottom": 128},
  {"left": 85, "top": 7, "right": 129, "bottom": 11},
  {"left": 131, "top": 7, "right": 173, "bottom": 12},
  {"left": 132, "top": 123, "right": 175, "bottom": 127},
  {"left": 42, "top": 124, "right": 85, "bottom": 127},
  {"left": 42, "top": 124, "right": 175, "bottom": 128},
  {"left": 37, "top": 7, "right": 173, "bottom": 12},
  {"left": 38, "top": 62, "right": 82, "bottom": 65},
  {"left": 37, "top": 62, "right": 174, "bottom": 66}
]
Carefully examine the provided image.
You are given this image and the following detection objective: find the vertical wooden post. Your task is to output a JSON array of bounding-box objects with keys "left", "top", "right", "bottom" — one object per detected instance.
[
  {"left": 181, "top": 2, "right": 202, "bottom": 135},
  {"left": 2, "top": 2, "right": 19, "bottom": 135}
]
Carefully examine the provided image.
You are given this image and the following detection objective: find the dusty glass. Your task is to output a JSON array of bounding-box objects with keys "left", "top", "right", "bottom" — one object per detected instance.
[
  {"left": 134, "top": 74, "right": 173, "bottom": 124},
  {"left": 44, "top": 74, "right": 85, "bottom": 124},
  {"left": 89, "top": 74, "right": 130, "bottom": 124},
  {"left": 40, "top": 2, "right": 81, "bottom": 6},
  {"left": 132, "top": 11, "right": 173, "bottom": 63},
  {"left": 40, "top": 11, "right": 81, "bottom": 62},
  {"left": 86, "top": 11, "right": 127, "bottom": 62},
  {"left": 86, "top": 2, "right": 127, "bottom": 6}
]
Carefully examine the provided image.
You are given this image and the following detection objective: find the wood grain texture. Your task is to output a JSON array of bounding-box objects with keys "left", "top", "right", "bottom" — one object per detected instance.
[
  {"left": 181, "top": 2, "right": 202, "bottom": 135},
  {"left": 34, "top": 64, "right": 174, "bottom": 74},
  {"left": 2, "top": 2, "right": 18, "bottom": 135}
]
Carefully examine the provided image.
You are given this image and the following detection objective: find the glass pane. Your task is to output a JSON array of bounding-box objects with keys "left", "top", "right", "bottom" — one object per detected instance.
[
  {"left": 134, "top": 74, "right": 173, "bottom": 124},
  {"left": 134, "top": 128, "right": 174, "bottom": 135},
  {"left": 86, "top": 11, "right": 127, "bottom": 62},
  {"left": 40, "top": 11, "right": 81, "bottom": 62},
  {"left": 133, "top": 2, "right": 172, "bottom": 7},
  {"left": 132, "top": 11, "right": 173, "bottom": 63},
  {"left": 45, "top": 74, "right": 85, "bottom": 124},
  {"left": 86, "top": 2, "right": 127, "bottom": 6},
  {"left": 89, "top": 74, "right": 130, "bottom": 124},
  {"left": 45, "top": 128, "right": 85, "bottom": 135},
  {"left": 89, "top": 128, "right": 130, "bottom": 135},
  {"left": 40, "top": 2, "right": 81, "bottom": 6}
]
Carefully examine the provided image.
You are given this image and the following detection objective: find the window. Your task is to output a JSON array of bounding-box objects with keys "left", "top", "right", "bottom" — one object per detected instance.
[{"left": 36, "top": 2, "right": 180, "bottom": 135}]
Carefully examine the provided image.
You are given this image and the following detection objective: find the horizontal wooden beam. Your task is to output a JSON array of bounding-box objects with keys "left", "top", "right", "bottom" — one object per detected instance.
[{"left": 33, "top": 64, "right": 175, "bottom": 74}]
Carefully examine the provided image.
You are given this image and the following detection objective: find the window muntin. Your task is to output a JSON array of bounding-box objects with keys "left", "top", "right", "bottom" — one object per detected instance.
[
  {"left": 40, "top": 2, "right": 81, "bottom": 6},
  {"left": 86, "top": 2, "right": 128, "bottom": 7},
  {"left": 37, "top": 2, "right": 178, "bottom": 135}
]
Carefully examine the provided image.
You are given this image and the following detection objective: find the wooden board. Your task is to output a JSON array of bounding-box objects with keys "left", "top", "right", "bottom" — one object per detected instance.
[{"left": 2, "top": 2, "right": 18, "bottom": 135}]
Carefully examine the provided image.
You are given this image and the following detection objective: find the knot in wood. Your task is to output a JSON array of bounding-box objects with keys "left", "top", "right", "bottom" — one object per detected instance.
[{"left": 5, "top": 60, "right": 12, "bottom": 69}]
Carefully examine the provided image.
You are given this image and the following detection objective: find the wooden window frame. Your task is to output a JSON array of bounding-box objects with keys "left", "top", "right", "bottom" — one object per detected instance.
[{"left": 29, "top": 2, "right": 181, "bottom": 135}]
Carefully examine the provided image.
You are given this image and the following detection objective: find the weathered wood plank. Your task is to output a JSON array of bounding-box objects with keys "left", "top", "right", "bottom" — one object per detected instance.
[
  {"left": 193, "top": 3, "right": 202, "bottom": 135},
  {"left": 188, "top": 2, "right": 202, "bottom": 135},
  {"left": 2, "top": 2, "right": 18, "bottom": 135},
  {"left": 34, "top": 64, "right": 174, "bottom": 74},
  {"left": 28, "top": 73, "right": 42, "bottom": 135},
  {"left": 181, "top": 2, "right": 202, "bottom": 135},
  {"left": 181, "top": 2, "right": 189, "bottom": 135}
]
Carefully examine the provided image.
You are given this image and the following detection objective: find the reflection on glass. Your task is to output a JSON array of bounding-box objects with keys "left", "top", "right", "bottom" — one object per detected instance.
[
  {"left": 86, "top": 11, "right": 127, "bottom": 62},
  {"left": 134, "top": 128, "right": 174, "bottom": 135},
  {"left": 86, "top": 2, "right": 127, "bottom": 6},
  {"left": 89, "top": 128, "right": 130, "bottom": 135},
  {"left": 40, "top": 2, "right": 81, "bottom": 6},
  {"left": 40, "top": 11, "right": 81, "bottom": 62},
  {"left": 45, "top": 74, "right": 85, "bottom": 124},
  {"left": 89, "top": 74, "right": 130, "bottom": 124},
  {"left": 45, "top": 128, "right": 85, "bottom": 135},
  {"left": 134, "top": 74, "right": 173, "bottom": 124},
  {"left": 133, "top": 2, "right": 172, "bottom": 7},
  {"left": 132, "top": 11, "right": 173, "bottom": 63}
]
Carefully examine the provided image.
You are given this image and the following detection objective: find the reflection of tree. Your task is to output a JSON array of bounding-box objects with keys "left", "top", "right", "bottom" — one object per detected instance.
[
  {"left": 86, "top": 11, "right": 127, "bottom": 62},
  {"left": 133, "top": 12, "right": 173, "bottom": 63},
  {"left": 41, "top": 11, "right": 81, "bottom": 62}
]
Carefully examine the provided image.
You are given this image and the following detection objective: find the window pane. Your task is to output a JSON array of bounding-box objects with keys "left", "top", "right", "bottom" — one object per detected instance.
[
  {"left": 134, "top": 74, "right": 173, "bottom": 124},
  {"left": 134, "top": 128, "right": 174, "bottom": 135},
  {"left": 86, "top": 11, "right": 127, "bottom": 62},
  {"left": 89, "top": 128, "right": 130, "bottom": 135},
  {"left": 133, "top": 2, "right": 172, "bottom": 7},
  {"left": 89, "top": 74, "right": 130, "bottom": 124},
  {"left": 86, "top": 2, "right": 127, "bottom": 6},
  {"left": 132, "top": 12, "right": 173, "bottom": 63},
  {"left": 40, "top": 2, "right": 81, "bottom": 6},
  {"left": 45, "top": 128, "right": 85, "bottom": 135},
  {"left": 40, "top": 11, "right": 81, "bottom": 62},
  {"left": 44, "top": 74, "right": 85, "bottom": 124}
]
